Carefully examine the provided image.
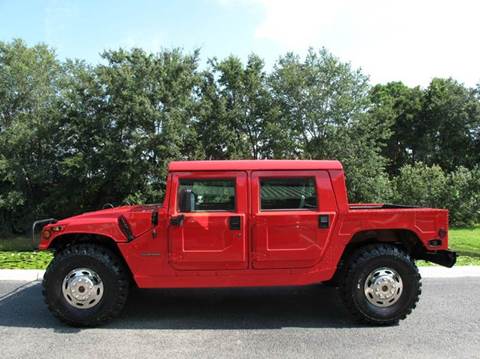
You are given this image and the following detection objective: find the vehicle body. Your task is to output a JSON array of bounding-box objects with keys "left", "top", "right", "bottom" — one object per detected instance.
[{"left": 37, "top": 160, "right": 456, "bottom": 326}]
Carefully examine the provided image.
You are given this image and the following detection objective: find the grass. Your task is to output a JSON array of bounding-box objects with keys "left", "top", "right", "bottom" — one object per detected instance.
[
  {"left": 0, "top": 226, "right": 479, "bottom": 269},
  {"left": 448, "top": 226, "right": 480, "bottom": 258},
  {"left": 0, "top": 251, "right": 53, "bottom": 269},
  {"left": 0, "top": 235, "right": 53, "bottom": 269},
  {"left": 418, "top": 226, "right": 480, "bottom": 266}
]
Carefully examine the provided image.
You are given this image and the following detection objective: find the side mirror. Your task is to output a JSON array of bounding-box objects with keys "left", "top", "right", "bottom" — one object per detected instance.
[{"left": 179, "top": 189, "right": 195, "bottom": 212}]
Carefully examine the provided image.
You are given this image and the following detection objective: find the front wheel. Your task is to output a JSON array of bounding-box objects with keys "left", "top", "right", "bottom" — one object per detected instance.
[
  {"left": 339, "top": 244, "right": 421, "bottom": 325},
  {"left": 43, "top": 243, "right": 130, "bottom": 326}
]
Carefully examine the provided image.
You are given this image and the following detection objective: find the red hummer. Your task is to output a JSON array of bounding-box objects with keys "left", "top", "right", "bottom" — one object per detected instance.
[{"left": 36, "top": 160, "right": 456, "bottom": 326}]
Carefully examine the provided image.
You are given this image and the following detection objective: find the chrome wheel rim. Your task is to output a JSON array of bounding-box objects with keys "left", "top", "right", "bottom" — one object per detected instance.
[
  {"left": 364, "top": 267, "right": 403, "bottom": 307},
  {"left": 62, "top": 268, "right": 104, "bottom": 309}
]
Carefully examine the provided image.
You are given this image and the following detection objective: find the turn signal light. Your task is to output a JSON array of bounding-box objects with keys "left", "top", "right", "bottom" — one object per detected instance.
[{"left": 42, "top": 225, "right": 63, "bottom": 240}]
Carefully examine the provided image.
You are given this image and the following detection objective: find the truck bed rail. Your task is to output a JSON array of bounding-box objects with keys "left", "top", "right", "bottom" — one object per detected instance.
[{"left": 349, "top": 203, "right": 419, "bottom": 210}]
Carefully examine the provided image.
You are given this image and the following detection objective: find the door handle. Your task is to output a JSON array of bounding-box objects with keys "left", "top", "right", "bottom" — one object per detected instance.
[
  {"left": 318, "top": 215, "right": 329, "bottom": 228},
  {"left": 229, "top": 216, "right": 241, "bottom": 230},
  {"left": 170, "top": 214, "right": 185, "bottom": 226}
]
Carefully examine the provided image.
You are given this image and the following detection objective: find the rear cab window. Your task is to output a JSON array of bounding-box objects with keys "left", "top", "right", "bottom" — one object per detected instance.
[{"left": 260, "top": 177, "right": 317, "bottom": 210}]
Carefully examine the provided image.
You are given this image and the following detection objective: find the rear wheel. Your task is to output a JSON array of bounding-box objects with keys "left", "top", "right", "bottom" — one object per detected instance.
[
  {"left": 339, "top": 244, "right": 421, "bottom": 325},
  {"left": 43, "top": 243, "right": 130, "bottom": 326}
]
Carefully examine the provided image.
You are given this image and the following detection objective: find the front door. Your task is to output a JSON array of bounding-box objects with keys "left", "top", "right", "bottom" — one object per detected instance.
[
  {"left": 168, "top": 172, "right": 248, "bottom": 270},
  {"left": 251, "top": 171, "right": 336, "bottom": 269}
]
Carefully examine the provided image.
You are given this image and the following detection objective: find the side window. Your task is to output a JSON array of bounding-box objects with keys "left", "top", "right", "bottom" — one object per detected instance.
[
  {"left": 260, "top": 177, "right": 317, "bottom": 210},
  {"left": 178, "top": 179, "right": 236, "bottom": 212}
]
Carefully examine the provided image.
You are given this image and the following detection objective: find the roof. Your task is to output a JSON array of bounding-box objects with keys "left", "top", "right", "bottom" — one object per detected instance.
[{"left": 168, "top": 160, "right": 343, "bottom": 172}]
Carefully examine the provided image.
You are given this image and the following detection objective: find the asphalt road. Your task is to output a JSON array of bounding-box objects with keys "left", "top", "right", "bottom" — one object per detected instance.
[{"left": 0, "top": 278, "right": 479, "bottom": 359}]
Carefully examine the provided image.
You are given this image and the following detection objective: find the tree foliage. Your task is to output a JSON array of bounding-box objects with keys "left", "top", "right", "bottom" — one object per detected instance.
[
  {"left": 371, "top": 79, "right": 480, "bottom": 173},
  {"left": 269, "top": 49, "right": 392, "bottom": 202},
  {"left": 392, "top": 163, "right": 480, "bottom": 226},
  {"left": 197, "top": 54, "right": 276, "bottom": 159},
  {"left": 1, "top": 39, "right": 480, "bottom": 231}
]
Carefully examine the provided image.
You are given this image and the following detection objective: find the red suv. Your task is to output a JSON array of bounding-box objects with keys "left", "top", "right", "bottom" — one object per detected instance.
[{"left": 36, "top": 160, "right": 456, "bottom": 326}]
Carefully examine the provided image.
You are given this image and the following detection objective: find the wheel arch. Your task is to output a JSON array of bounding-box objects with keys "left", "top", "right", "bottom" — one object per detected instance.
[
  {"left": 48, "top": 233, "right": 135, "bottom": 284},
  {"left": 343, "top": 229, "right": 427, "bottom": 260},
  {"left": 326, "top": 229, "right": 427, "bottom": 286}
]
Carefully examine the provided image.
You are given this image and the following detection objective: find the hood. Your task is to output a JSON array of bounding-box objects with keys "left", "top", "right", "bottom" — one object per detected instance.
[
  {"left": 60, "top": 205, "right": 136, "bottom": 222},
  {"left": 56, "top": 204, "right": 162, "bottom": 238},
  {"left": 58, "top": 204, "right": 162, "bottom": 221}
]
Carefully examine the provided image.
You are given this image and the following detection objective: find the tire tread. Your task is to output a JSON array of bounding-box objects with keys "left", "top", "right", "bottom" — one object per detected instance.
[
  {"left": 339, "top": 243, "right": 422, "bottom": 325},
  {"left": 42, "top": 243, "right": 130, "bottom": 327}
]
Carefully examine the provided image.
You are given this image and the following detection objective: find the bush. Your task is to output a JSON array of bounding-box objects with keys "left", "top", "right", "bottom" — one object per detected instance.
[
  {"left": 444, "top": 166, "right": 480, "bottom": 226},
  {"left": 392, "top": 163, "right": 480, "bottom": 226},
  {"left": 392, "top": 163, "right": 447, "bottom": 208}
]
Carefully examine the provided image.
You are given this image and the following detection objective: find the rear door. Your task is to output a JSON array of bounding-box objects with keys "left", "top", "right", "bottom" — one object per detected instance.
[
  {"left": 251, "top": 171, "right": 337, "bottom": 269},
  {"left": 168, "top": 171, "right": 248, "bottom": 270}
]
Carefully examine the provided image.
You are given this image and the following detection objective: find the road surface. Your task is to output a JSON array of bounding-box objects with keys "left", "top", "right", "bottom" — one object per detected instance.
[{"left": 0, "top": 278, "right": 479, "bottom": 358}]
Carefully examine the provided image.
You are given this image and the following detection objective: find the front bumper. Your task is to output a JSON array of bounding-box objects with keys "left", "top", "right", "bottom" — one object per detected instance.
[{"left": 420, "top": 250, "right": 457, "bottom": 268}]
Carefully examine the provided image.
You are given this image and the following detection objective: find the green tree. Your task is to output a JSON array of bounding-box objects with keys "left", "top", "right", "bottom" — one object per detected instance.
[
  {"left": 2, "top": 39, "right": 480, "bottom": 232},
  {"left": 422, "top": 78, "right": 480, "bottom": 171},
  {"left": 270, "top": 48, "right": 392, "bottom": 202},
  {"left": 61, "top": 48, "right": 202, "bottom": 207},
  {"left": 197, "top": 54, "right": 277, "bottom": 159},
  {"left": 371, "top": 79, "right": 480, "bottom": 174},
  {"left": 0, "top": 39, "right": 64, "bottom": 232},
  {"left": 369, "top": 82, "right": 424, "bottom": 174}
]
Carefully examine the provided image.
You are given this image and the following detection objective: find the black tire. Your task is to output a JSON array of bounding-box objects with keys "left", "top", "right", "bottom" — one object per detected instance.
[
  {"left": 43, "top": 243, "right": 130, "bottom": 327},
  {"left": 339, "top": 244, "right": 421, "bottom": 325}
]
